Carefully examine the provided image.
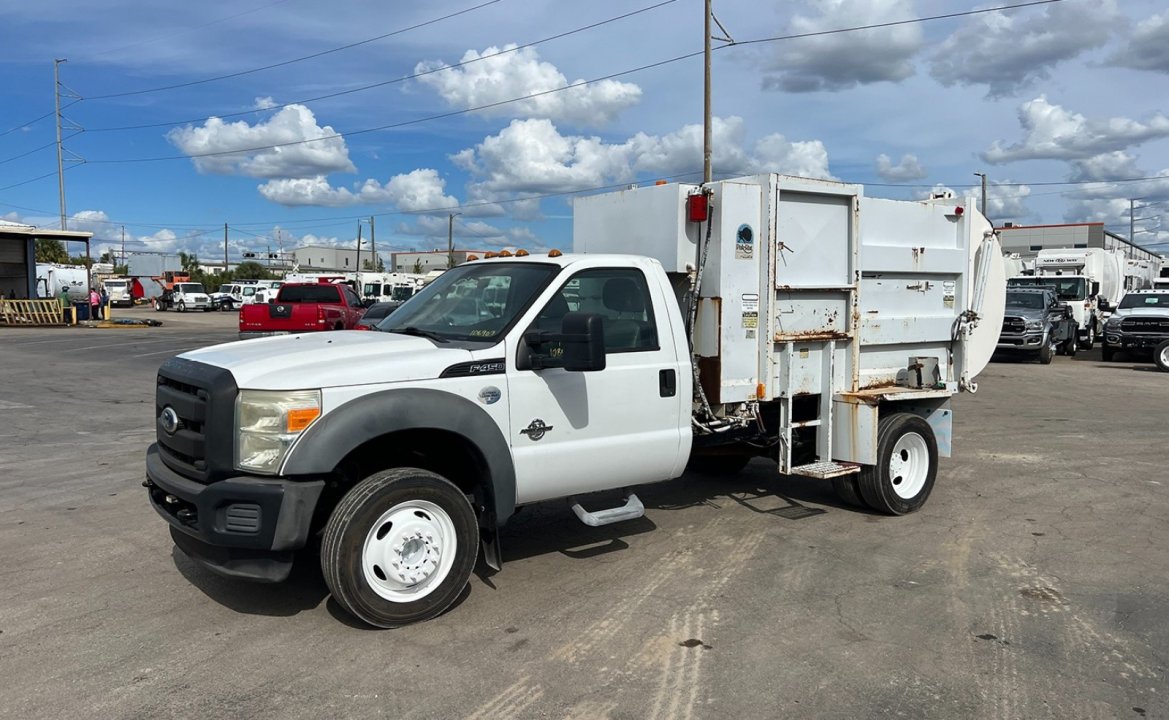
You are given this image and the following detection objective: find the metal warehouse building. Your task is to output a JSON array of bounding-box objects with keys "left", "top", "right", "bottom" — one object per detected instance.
[
  {"left": 0, "top": 223, "right": 93, "bottom": 299},
  {"left": 998, "top": 222, "right": 1162, "bottom": 263},
  {"left": 390, "top": 249, "right": 490, "bottom": 273}
]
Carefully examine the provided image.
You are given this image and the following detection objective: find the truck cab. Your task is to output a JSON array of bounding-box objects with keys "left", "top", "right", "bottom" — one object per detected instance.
[
  {"left": 1102, "top": 289, "right": 1169, "bottom": 367},
  {"left": 997, "top": 287, "right": 1077, "bottom": 363}
]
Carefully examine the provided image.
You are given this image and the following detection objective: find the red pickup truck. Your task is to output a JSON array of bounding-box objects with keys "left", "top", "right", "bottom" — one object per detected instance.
[{"left": 238, "top": 282, "right": 366, "bottom": 339}]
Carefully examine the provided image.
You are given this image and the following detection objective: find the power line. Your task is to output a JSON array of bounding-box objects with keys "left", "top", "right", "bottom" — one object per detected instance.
[
  {"left": 84, "top": 0, "right": 1070, "bottom": 165},
  {"left": 85, "top": 0, "right": 679, "bottom": 133},
  {"left": 84, "top": 0, "right": 503, "bottom": 100},
  {"left": 0, "top": 170, "right": 61, "bottom": 193},
  {"left": 0, "top": 100, "right": 81, "bottom": 139}
]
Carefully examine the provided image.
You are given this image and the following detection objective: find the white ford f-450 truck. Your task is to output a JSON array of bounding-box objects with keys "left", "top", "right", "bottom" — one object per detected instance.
[{"left": 144, "top": 174, "right": 1006, "bottom": 627}]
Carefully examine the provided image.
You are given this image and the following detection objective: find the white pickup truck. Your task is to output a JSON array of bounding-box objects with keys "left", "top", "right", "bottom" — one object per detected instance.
[{"left": 144, "top": 174, "right": 1005, "bottom": 627}]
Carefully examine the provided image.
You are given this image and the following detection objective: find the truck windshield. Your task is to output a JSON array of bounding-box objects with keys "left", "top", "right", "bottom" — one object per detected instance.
[
  {"left": 362, "top": 283, "right": 381, "bottom": 297},
  {"left": 1119, "top": 293, "right": 1169, "bottom": 309},
  {"left": 177, "top": 283, "right": 206, "bottom": 294},
  {"left": 391, "top": 286, "right": 415, "bottom": 301},
  {"left": 1009, "top": 277, "right": 1086, "bottom": 300},
  {"left": 1006, "top": 292, "right": 1046, "bottom": 309},
  {"left": 378, "top": 262, "right": 558, "bottom": 342}
]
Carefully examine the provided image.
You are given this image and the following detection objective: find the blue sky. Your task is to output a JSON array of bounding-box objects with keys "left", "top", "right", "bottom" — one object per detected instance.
[{"left": 2, "top": 0, "right": 1168, "bottom": 262}]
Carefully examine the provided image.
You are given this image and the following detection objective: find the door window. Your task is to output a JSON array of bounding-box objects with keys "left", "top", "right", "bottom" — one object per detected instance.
[{"left": 533, "top": 268, "right": 658, "bottom": 352}]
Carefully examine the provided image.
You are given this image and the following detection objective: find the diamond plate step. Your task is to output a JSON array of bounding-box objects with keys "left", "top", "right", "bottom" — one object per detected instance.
[{"left": 790, "top": 461, "right": 861, "bottom": 479}]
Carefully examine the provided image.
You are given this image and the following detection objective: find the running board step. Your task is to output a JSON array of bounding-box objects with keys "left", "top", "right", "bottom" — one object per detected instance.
[
  {"left": 570, "top": 493, "right": 645, "bottom": 527},
  {"left": 790, "top": 461, "right": 861, "bottom": 479}
]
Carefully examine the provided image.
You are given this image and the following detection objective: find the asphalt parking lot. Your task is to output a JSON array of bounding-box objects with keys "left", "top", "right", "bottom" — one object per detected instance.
[{"left": 1, "top": 307, "right": 1166, "bottom": 719}]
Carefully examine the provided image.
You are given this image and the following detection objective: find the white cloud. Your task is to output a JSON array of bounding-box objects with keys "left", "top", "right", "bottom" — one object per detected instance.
[
  {"left": 455, "top": 116, "right": 833, "bottom": 208},
  {"left": 1107, "top": 11, "right": 1169, "bottom": 73},
  {"left": 167, "top": 104, "right": 355, "bottom": 178},
  {"left": 982, "top": 97, "right": 1169, "bottom": 164},
  {"left": 254, "top": 96, "right": 277, "bottom": 110},
  {"left": 258, "top": 168, "right": 460, "bottom": 212},
  {"left": 760, "top": 0, "right": 922, "bottom": 92},
  {"left": 986, "top": 182, "right": 1032, "bottom": 221},
  {"left": 930, "top": 0, "right": 1122, "bottom": 98},
  {"left": 1068, "top": 152, "right": 1143, "bottom": 183},
  {"left": 415, "top": 44, "right": 641, "bottom": 126},
  {"left": 875, "top": 153, "right": 926, "bottom": 182}
]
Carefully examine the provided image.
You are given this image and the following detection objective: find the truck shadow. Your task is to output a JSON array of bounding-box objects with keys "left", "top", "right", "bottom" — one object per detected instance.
[{"left": 172, "top": 545, "right": 329, "bottom": 617}]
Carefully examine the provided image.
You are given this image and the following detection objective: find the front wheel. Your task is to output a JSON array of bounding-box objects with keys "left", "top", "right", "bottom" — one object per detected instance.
[
  {"left": 856, "top": 413, "right": 938, "bottom": 515},
  {"left": 177, "top": 300, "right": 186, "bottom": 313},
  {"left": 1081, "top": 324, "right": 1095, "bottom": 350},
  {"left": 321, "top": 468, "right": 479, "bottom": 628},
  {"left": 1038, "top": 337, "right": 1055, "bottom": 364},
  {"left": 1155, "top": 340, "right": 1169, "bottom": 372},
  {"left": 1061, "top": 331, "right": 1077, "bottom": 357}
]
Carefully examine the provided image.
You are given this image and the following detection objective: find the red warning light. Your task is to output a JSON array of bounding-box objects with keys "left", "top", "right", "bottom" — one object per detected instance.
[{"left": 954, "top": 206, "right": 965, "bottom": 216}]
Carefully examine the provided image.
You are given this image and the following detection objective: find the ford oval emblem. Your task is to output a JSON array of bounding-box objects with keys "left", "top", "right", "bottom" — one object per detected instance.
[
  {"left": 160, "top": 406, "right": 181, "bottom": 435},
  {"left": 478, "top": 386, "right": 501, "bottom": 405}
]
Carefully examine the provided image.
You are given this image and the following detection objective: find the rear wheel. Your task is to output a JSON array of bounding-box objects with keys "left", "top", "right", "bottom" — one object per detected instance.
[
  {"left": 832, "top": 475, "right": 866, "bottom": 508},
  {"left": 1155, "top": 340, "right": 1169, "bottom": 372},
  {"left": 321, "top": 468, "right": 478, "bottom": 628},
  {"left": 857, "top": 413, "right": 938, "bottom": 515},
  {"left": 1061, "top": 331, "right": 1077, "bottom": 356}
]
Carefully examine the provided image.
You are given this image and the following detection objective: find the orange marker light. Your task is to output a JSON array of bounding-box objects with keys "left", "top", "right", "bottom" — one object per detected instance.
[
  {"left": 515, "top": 249, "right": 529, "bottom": 257},
  {"left": 498, "top": 250, "right": 513, "bottom": 257},
  {"left": 466, "top": 254, "right": 479, "bottom": 261},
  {"left": 485, "top": 251, "right": 498, "bottom": 258},
  {"left": 548, "top": 248, "right": 563, "bottom": 258},
  {"left": 287, "top": 407, "right": 321, "bottom": 432}
]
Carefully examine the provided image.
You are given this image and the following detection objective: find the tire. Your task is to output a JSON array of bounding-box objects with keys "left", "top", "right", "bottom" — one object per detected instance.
[
  {"left": 856, "top": 413, "right": 938, "bottom": 516},
  {"left": 1061, "top": 331, "right": 1077, "bottom": 357},
  {"left": 154, "top": 300, "right": 165, "bottom": 312},
  {"left": 832, "top": 475, "right": 866, "bottom": 508},
  {"left": 321, "top": 468, "right": 478, "bottom": 628},
  {"left": 1102, "top": 346, "right": 1116, "bottom": 362},
  {"left": 1155, "top": 340, "right": 1169, "bottom": 373},
  {"left": 221, "top": 300, "right": 234, "bottom": 312},
  {"left": 1038, "top": 337, "right": 1055, "bottom": 364},
  {"left": 177, "top": 300, "right": 186, "bottom": 313},
  {"left": 686, "top": 453, "right": 752, "bottom": 475},
  {"left": 1081, "top": 324, "right": 1095, "bottom": 350}
]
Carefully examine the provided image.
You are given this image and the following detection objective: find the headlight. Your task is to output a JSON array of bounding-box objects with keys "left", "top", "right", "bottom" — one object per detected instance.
[
  {"left": 1105, "top": 316, "right": 1122, "bottom": 328},
  {"left": 1025, "top": 319, "right": 1044, "bottom": 331},
  {"left": 236, "top": 389, "right": 321, "bottom": 474}
]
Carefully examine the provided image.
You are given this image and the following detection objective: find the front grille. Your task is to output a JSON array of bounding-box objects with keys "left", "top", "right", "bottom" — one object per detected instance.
[
  {"left": 155, "top": 358, "right": 238, "bottom": 484},
  {"left": 1002, "top": 316, "right": 1026, "bottom": 333},
  {"left": 1120, "top": 317, "right": 1169, "bottom": 334}
]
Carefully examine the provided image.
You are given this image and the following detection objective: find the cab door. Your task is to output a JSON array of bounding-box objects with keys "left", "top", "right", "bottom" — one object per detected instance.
[{"left": 506, "top": 265, "right": 688, "bottom": 505}]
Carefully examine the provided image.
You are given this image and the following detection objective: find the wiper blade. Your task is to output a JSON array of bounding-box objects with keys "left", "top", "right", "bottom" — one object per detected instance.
[{"left": 388, "top": 326, "right": 450, "bottom": 343}]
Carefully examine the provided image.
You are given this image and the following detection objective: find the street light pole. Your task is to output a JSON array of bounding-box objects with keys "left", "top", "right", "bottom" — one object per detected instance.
[{"left": 973, "top": 172, "right": 987, "bottom": 218}]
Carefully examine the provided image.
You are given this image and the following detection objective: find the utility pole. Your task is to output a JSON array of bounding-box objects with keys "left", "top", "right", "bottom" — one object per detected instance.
[
  {"left": 369, "top": 216, "right": 377, "bottom": 271},
  {"left": 355, "top": 222, "right": 363, "bottom": 271},
  {"left": 973, "top": 172, "right": 988, "bottom": 218},
  {"left": 54, "top": 59, "right": 68, "bottom": 230},
  {"left": 447, "top": 212, "right": 461, "bottom": 269},
  {"left": 703, "top": 0, "right": 712, "bottom": 184},
  {"left": 224, "top": 223, "right": 229, "bottom": 272},
  {"left": 121, "top": 225, "right": 126, "bottom": 268}
]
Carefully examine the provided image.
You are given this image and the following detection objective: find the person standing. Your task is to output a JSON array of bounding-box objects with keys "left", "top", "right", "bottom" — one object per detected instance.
[
  {"left": 99, "top": 286, "right": 109, "bottom": 319},
  {"left": 59, "top": 285, "right": 73, "bottom": 322},
  {"left": 89, "top": 287, "right": 100, "bottom": 321}
]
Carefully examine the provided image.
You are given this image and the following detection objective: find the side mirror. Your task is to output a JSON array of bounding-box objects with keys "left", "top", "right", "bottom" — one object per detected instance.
[
  {"left": 1097, "top": 298, "right": 1110, "bottom": 311},
  {"left": 1091, "top": 281, "right": 1101, "bottom": 297},
  {"left": 521, "top": 312, "right": 606, "bottom": 372}
]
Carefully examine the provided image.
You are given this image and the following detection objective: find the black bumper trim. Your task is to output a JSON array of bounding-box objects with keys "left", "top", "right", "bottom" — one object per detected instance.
[
  {"left": 146, "top": 444, "right": 324, "bottom": 554},
  {"left": 170, "top": 527, "right": 293, "bottom": 583}
]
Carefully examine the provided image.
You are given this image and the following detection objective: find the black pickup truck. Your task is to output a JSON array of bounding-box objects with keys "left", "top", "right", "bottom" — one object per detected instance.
[{"left": 996, "top": 287, "right": 1078, "bottom": 364}]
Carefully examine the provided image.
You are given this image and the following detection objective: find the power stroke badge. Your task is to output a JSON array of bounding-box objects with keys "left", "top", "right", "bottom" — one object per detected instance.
[{"left": 520, "top": 419, "right": 554, "bottom": 441}]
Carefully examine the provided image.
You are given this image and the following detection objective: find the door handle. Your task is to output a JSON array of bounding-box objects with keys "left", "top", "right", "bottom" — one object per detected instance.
[{"left": 659, "top": 369, "right": 677, "bottom": 397}]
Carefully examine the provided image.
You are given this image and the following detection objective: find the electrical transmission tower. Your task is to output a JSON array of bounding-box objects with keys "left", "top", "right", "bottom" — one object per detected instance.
[{"left": 53, "top": 59, "right": 84, "bottom": 230}]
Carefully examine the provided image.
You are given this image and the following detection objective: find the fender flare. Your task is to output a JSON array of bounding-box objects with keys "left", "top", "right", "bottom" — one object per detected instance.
[{"left": 282, "top": 388, "right": 516, "bottom": 524}]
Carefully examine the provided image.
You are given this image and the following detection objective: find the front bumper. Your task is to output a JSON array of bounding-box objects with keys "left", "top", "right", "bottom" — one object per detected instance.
[
  {"left": 145, "top": 444, "right": 324, "bottom": 581},
  {"left": 1104, "top": 332, "right": 1167, "bottom": 350},
  {"left": 997, "top": 332, "right": 1045, "bottom": 350}
]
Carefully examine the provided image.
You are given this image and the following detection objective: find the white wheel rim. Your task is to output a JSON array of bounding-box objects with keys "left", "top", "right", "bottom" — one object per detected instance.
[
  {"left": 361, "top": 500, "right": 457, "bottom": 603},
  {"left": 1160, "top": 346, "right": 1169, "bottom": 367},
  {"left": 888, "top": 432, "right": 929, "bottom": 499}
]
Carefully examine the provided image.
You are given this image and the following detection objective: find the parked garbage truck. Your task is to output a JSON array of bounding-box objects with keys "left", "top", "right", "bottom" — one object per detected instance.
[
  {"left": 1007, "top": 247, "right": 1123, "bottom": 348},
  {"left": 34, "top": 263, "right": 88, "bottom": 302},
  {"left": 143, "top": 174, "right": 1005, "bottom": 627}
]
